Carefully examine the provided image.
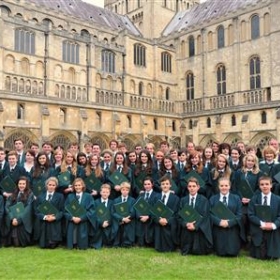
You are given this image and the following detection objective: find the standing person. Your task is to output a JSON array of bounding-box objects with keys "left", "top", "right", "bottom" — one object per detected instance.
[
  {"left": 259, "top": 146, "right": 277, "bottom": 177},
  {"left": 112, "top": 182, "right": 136, "bottom": 247},
  {"left": 248, "top": 176, "right": 280, "bottom": 260},
  {"left": 41, "top": 142, "right": 55, "bottom": 166},
  {"left": 83, "top": 142, "right": 93, "bottom": 159},
  {"left": 90, "top": 184, "right": 114, "bottom": 249},
  {"left": 0, "top": 147, "right": 8, "bottom": 178},
  {"left": 0, "top": 194, "right": 4, "bottom": 247},
  {"left": 209, "top": 178, "right": 244, "bottom": 257},
  {"left": 4, "top": 176, "right": 34, "bottom": 247},
  {"left": 23, "top": 149, "right": 35, "bottom": 175},
  {"left": 133, "top": 150, "right": 153, "bottom": 197},
  {"left": 100, "top": 150, "right": 113, "bottom": 183},
  {"left": 179, "top": 177, "right": 213, "bottom": 255},
  {"left": 14, "top": 138, "right": 26, "bottom": 167},
  {"left": 135, "top": 177, "right": 159, "bottom": 247},
  {"left": 108, "top": 152, "right": 131, "bottom": 199},
  {"left": 145, "top": 143, "right": 155, "bottom": 161},
  {"left": 30, "top": 142, "right": 40, "bottom": 158},
  {"left": 57, "top": 150, "right": 85, "bottom": 196},
  {"left": 209, "top": 154, "right": 233, "bottom": 197},
  {"left": 1, "top": 151, "right": 27, "bottom": 198},
  {"left": 77, "top": 152, "right": 88, "bottom": 170},
  {"left": 153, "top": 175, "right": 179, "bottom": 252},
  {"left": 31, "top": 152, "right": 55, "bottom": 198},
  {"left": 34, "top": 177, "right": 64, "bottom": 248},
  {"left": 229, "top": 147, "right": 243, "bottom": 172},
  {"left": 53, "top": 149, "right": 64, "bottom": 171},
  {"left": 84, "top": 154, "right": 104, "bottom": 199},
  {"left": 109, "top": 139, "right": 118, "bottom": 157},
  {"left": 64, "top": 178, "right": 95, "bottom": 249},
  {"left": 202, "top": 146, "right": 216, "bottom": 171}
]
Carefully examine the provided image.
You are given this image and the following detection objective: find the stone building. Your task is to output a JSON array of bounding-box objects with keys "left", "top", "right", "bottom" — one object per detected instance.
[{"left": 0, "top": 0, "right": 279, "bottom": 152}]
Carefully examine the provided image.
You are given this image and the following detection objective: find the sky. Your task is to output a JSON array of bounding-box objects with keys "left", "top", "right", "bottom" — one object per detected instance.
[{"left": 83, "top": 0, "right": 207, "bottom": 9}]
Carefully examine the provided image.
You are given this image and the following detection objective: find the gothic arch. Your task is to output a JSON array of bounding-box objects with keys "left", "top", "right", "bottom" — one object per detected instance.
[
  {"left": 223, "top": 133, "right": 242, "bottom": 146},
  {"left": 250, "top": 132, "right": 275, "bottom": 151},
  {"left": 4, "top": 129, "right": 38, "bottom": 151},
  {"left": 49, "top": 131, "right": 77, "bottom": 150},
  {"left": 88, "top": 133, "right": 111, "bottom": 151},
  {"left": 199, "top": 135, "right": 217, "bottom": 148}
]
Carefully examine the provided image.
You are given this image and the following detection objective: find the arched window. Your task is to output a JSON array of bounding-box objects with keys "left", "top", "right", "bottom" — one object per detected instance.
[
  {"left": 59, "top": 108, "right": 66, "bottom": 124},
  {"left": 139, "top": 82, "right": 143, "bottom": 96},
  {"left": 165, "top": 88, "right": 170, "bottom": 100},
  {"left": 208, "top": 31, "right": 213, "bottom": 51},
  {"left": 217, "top": 25, "right": 225, "bottom": 49},
  {"left": 161, "top": 52, "right": 172, "bottom": 73},
  {"left": 264, "top": 13, "right": 270, "bottom": 35},
  {"left": 217, "top": 64, "right": 226, "bottom": 95},
  {"left": 62, "top": 41, "right": 79, "bottom": 64},
  {"left": 251, "top": 14, "right": 260, "bottom": 39},
  {"left": 261, "top": 111, "right": 267, "bottom": 124},
  {"left": 186, "top": 72, "right": 194, "bottom": 100},
  {"left": 188, "top": 35, "right": 195, "bottom": 57},
  {"left": 153, "top": 118, "right": 158, "bottom": 130},
  {"left": 15, "top": 29, "right": 35, "bottom": 54},
  {"left": 228, "top": 24, "right": 233, "bottom": 45},
  {"left": 127, "top": 115, "right": 132, "bottom": 128},
  {"left": 250, "top": 56, "right": 261, "bottom": 89},
  {"left": 207, "top": 117, "right": 211, "bottom": 128},
  {"left": 134, "top": 44, "right": 146, "bottom": 66},
  {"left": 231, "top": 115, "right": 236, "bottom": 126},
  {"left": 101, "top": 50, "right": 115, "bottom": 73},
  {"left": 17, "top": 104, "right": 25, "bottom": 120}
]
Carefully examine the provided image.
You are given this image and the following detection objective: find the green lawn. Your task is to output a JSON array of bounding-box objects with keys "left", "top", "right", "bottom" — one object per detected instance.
[{"left": 0, "top": 247, "right": 279, "bottom": 279}]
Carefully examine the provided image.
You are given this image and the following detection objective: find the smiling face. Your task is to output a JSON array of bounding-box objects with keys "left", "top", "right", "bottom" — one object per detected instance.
[
  {"left": 218, "top": 178, "right": 230, "bottom": 195},
  {"left": 38, "top": 154, "right": 47, "bottom": 166},
  {"left": 18, "top": 179, "right": 27, "bottom": 192},
  {"left": 46, "top": 179, "right": 57, "bottom": 193},
  {"left": 187, "top": 181, "right": 200, "bottom": 196},
  {"left": 217, "top": 155, "right": 227, "bottom": 170},
  {"left": 74, "top": 180, "right": 84, "bottom": 193},
  {"left": 161, "top": 179, "right": 171, "bottom": 193},
  {"left": 143, "top": 179, "right": 153, "bottom": 192},
  {"left": 259, "top": 178, "right": 272, "bottom": 195}
]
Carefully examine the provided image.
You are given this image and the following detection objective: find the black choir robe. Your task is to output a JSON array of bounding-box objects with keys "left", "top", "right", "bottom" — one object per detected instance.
[
  {"left": 153, "top": 193, "right": 180, "bottom": 252},
  {"left": 248, "top": 193, "right": 280, "bottom": 259},
  {"left": 179, "top": 194, "right": 213, "bottom": 255},
  {"left": 209, "top": 193, "right": 244, "bottom": 256},
  {"left": 34, "top": 191, "right": 64, "bottom": 248},
  {"left": 112, "top": 196, "right": 136, "bottom": 247},
  {"left": 135, "top": 191, "right": 160, "bottom": 246}
]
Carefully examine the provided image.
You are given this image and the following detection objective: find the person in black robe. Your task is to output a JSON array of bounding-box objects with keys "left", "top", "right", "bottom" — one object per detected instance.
[
  {"left": 135, "top": 177, "right": 159, "bottom": 247},
  {"left": 179, "top": 177, "right": 213, "bottom": 255},
  {"left": 90, "top": 184, "right": 114, "bottom": 249},
  {"left": 209, "top": 177, "right": 244, "bottom": 257},
  {"left": 248, "top": 176, "right": 280, "bottom": 260},
  {"left": 0, "top": 194, "right": 4, "bottom": 247},
  {"left": 34, "top": 177, "right": 64, "bottom": 248},
  {"left": 112, "top": 182, "right": 135, "bottom": 247},
  {"left": 4, "top": 176, "right": 34, "bottom": 247},
  {"left": 153, "top": 175, "right": 179, "bottom": 252},
  {"left": 64, "top": 178, "right": 95, "bottom": 249}
]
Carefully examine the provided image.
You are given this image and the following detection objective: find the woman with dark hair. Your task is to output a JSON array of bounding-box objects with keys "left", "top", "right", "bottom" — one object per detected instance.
[
  {"left": 31, "top": 151, "right": 55, "bottom": 198},
  {"left": 180, "top": 151, "right": 210, "bottom": 197},
  {"left": 229, "top": 147, "right": 243, "bottom": 172},
  {"left": 4, "top": 176, "right": 34, "bottom": 247},
  {"left": 23, "top": 149, "right": 36, "bottom": 175},
  {"left": 133, "top": 150, "right": 153, "bottom": 197},
  {"left": 108, "top": 152, "right": 131, "bottom": 199},
  {"left": 218, "top": 143, "right": 231, "bottom": 160},
  {"left": 84, "top": 154, "right": 104, "bottom": 199},
  {"left": 77, "top": 152, "right": 88, "bottom": 169}
]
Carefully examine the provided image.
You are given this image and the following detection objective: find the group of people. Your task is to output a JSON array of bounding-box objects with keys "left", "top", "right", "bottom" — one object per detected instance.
[{"left": 0, "top": 137, "right": 280, "bottom": 260}]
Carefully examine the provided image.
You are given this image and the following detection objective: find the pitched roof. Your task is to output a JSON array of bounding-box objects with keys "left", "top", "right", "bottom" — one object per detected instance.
[
  {"left": 28, "top": 0, "right": 141, "bottom": 36},
  {"left": 163, "top": 0, "right": 261, "bottom": 36}
]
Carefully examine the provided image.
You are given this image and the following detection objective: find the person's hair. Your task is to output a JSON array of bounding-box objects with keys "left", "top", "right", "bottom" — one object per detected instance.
[
  {"left": 11, "top": 176, "right": 31, "bottom": 202},
  {"left": 85, "top": 154, "right": 104, "bottom": 178},
  {"left": 218, "top": 142, "right": 231, "bottom": 154},
  {"left": 109, "top": 139, "right": 118, "bottom": 146},
  {"left": 45, "top": 177, "right": 58, "bottom": 189},
  {"left": 100, "top": 183, "right": 111, "bottom": 191},
  {"left": 218, "top": 177, "right": 231, "bottom": 187},
  {"left": 160, "top": 174, "right": 171, "bottom": 184},
  {"left": 185, "top": 151, "right": 204, "bottom": 173},
  {"left": 25, "top": 149, "right": 36, "bottom": 158},
  {"left": 41, "top": 141, "right": 53, "bottom": 148},
  {"left": 7, "top": 150, "right": 18, "bottom": 158},
  {"left": 120, "top": 181, "right": 131, "bottom": 190},
  {"left": 14, "top": 137, "right": 24, "bottom": 144},
  {"left": 202, "top": 146, "right": 216, "bottom": 166},
  {"left": 143, "top": 176, "right": 154, "bottom": 185},
  {"left": 160, "top": 155, "right": 178, "bottom": 178},
  {"left": 77, "top": 152, "right": 88, "bottom": 166},
  {"left": 134, "top": 150, "right": 153, "bottom": 176},
  {"left": 72, "top": 178, "right": 86, "bottom": 192},
  {"left": 84, "top": 142, "right": 93, "bottom": 148},
  {"left": 101, "top": 149, "right": 113, "bottom": 157},
  {"left": 33, "top": 151, "right": 51, "bottom": 178},
  {"left": 29, "top": 142, "right": 39, "bottom": 148},
  {"left": 263, "top": 146, "right": 276, "bottom": 158},
  {"left": 259, "top": 175, "right": 272, "bottom": 185},
  {"left": 212, "top": 154, "right": 231, "bottom": 180},
  {"left": 60, "top": 150, "right": 78, "bottom": 176},
  {"left": 187, "top": 177, "right": 199, "bottom": 186},
  {"left": 242, "top": 154, "right": 260, "bottom": 174},
  {"left": 160, "top": 140, "right": 169, "bottom": 147},
  {"left": 110, "top": 152, "right": 129, "bottom": 175}
]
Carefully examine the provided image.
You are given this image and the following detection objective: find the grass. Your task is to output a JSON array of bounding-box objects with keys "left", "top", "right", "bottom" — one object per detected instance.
[{"left": 0, "top": 246, "right": 279, "bottom": 279}]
